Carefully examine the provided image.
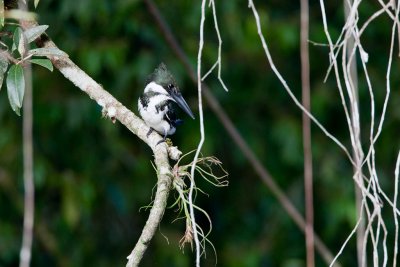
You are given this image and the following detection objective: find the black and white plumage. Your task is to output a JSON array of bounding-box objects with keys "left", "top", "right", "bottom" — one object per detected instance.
[{"left": 138, "top": 63, "right": 195, "bottom": 141}]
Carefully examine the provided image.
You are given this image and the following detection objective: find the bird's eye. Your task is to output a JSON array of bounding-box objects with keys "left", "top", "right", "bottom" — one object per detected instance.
[{"left": 167, "top": 84, "right": 174, "bottom": 90}]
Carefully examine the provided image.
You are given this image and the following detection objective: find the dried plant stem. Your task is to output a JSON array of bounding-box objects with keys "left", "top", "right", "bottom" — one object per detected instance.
[
  {"left": 19, "top": 2, "right": 34, "bottom": 267},
  {"left": 300, "top": 0, "right": 314, "bottom": 266},
  {"left": 318, "top": 0, "right": 400, "bottom": 265},
  {"left": 343, "top": 1, "right": 365, "bottom": 266},
  {"left": 203, "top": 0, "right": 228, "bottom": 92},
  {"left": 394, "top": 152, "right": 400, "bottom": 267},
  {"left": 188, "top": 0, "right": 207, "bottom": 265},
  {"left": 20, "top": 42, "right": 34, "bottom": 267}
]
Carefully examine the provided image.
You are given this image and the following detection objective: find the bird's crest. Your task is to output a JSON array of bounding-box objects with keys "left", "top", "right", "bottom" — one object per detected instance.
[{"left": 146, "top": 63, "right": 177, "bottom": 88}]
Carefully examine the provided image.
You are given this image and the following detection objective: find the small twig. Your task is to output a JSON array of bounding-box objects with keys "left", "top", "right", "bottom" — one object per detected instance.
[
  {"left": 19, "top": 2, "right": 34, "bottom": 267},
  {"left": 300, "top": 0, "right": 314, "bottom": 266},
  {"left": 201, "top": 61, "right": 218, "bottom": 81},
  {"left": 207, "top": 0, "right": 228, "bottom": 92},
  {"left": 343, "top": 1, "right": 367, "bottom": 265},
  {"left": 393, "top": 151, "right": 400, "bottom": 267},
  {"left": 189, "top": 0, "right": 207, "bottom": 264},
  {"left": 0, "top": 49, "right": 19, "bottom": 64},
  {"left": 20, "top": 54, "right": 34, "bottom": 267}
]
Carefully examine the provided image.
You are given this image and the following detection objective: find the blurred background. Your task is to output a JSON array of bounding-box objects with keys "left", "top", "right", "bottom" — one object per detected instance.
[{"left": 1, "top": 0, "right": 400, "bottom": 266}]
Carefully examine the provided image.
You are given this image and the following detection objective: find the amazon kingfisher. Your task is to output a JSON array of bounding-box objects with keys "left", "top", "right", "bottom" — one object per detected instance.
[{"left": 138, "top": 63, "right": 195, "bottom": 143}]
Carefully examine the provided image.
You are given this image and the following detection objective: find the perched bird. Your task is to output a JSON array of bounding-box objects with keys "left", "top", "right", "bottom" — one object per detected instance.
[{"left": 138, "top": 63, "right": 195, "bottom": 143}]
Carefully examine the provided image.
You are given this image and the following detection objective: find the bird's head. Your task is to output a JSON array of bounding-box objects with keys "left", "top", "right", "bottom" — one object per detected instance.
[
  {"left": 147, "top": 62, "right": 177, "bottom": 89},
  {"left": 146, "top": 63, "right": 195, "bottom": 119}
]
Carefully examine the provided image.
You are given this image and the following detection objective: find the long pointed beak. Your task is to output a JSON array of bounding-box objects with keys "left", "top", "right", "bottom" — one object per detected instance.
[{"left": 171, "top": 91, "right": 195, "bottom": 119}]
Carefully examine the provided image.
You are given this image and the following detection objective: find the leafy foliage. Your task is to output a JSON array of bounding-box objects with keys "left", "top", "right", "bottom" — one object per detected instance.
[{"left": 0, "top": 22, "right": 63, "bottom": 115}]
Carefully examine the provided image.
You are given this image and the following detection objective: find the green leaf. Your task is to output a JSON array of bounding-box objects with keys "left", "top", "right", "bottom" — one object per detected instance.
[
  {"left": 6, "top": 64, "right": 25, "bottom": 116},
  {"left": 34, "top": 0, "right": 40, "bottom": 8},
  {"left": 12, "top": 27, "right": 26, "bottom": 57},
  {"left": 28, "top": 47, "right": 68, "bottom": 58},
  {"left": 11, "top": 28, "right": 19, "bottom": 52},
  {"left": 24, "top": 25, "right": 48, "bottom": 43},
  {"left": 29, "top": 58, "right": 53, "bottom": 72},
  {"left": 0, "top": 53, "right": 9, "bottom": 91}
]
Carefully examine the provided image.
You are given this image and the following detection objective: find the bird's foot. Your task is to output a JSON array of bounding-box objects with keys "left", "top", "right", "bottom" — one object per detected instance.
[
  {"left": 156, "top": 137, "right": 172, "bottom": 146},
  {"left": 156, "top": 138, "right": 165, "bottom": 146},
  {"left": 165, "top": 138, "right": 173, "bottom": 146},
  {"left": 146, "top": 128, "right": 155, "bottom": 138}
]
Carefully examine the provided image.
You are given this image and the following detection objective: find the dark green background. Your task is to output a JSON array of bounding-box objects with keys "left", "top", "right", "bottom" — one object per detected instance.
[{"left": 1, "top": 0, "right": 399, "bottom": 266}]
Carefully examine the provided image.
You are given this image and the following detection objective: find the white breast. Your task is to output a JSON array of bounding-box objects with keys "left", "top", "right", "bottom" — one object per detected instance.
[{"left": 138, "top": 84, "right": 176, "bottom": 136}]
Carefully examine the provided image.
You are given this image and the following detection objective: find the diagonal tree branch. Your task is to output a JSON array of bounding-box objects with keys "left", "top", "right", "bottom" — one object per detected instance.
[{"left": 20, "top": 20, "right": 176, "bottom": 267}]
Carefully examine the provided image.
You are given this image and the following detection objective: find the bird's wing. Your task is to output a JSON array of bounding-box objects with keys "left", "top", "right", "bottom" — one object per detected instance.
[{"left": 165, "top": 102, "right": 183, "bottom": 127}]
